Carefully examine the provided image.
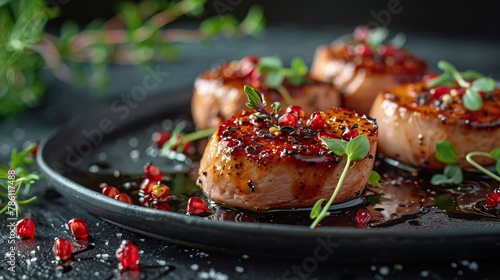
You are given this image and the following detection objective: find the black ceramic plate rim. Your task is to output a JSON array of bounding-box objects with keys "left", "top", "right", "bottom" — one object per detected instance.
[{"left": 36, "top": 89, "right": 500, "bottom": 259}]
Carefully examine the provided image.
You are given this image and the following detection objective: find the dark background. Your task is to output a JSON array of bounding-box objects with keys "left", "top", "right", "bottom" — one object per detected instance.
[{"left": 48, "top": 0, "right": 500, "bottom": 40}]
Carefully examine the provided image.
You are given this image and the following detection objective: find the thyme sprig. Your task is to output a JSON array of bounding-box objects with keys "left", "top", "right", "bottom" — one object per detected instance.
[
  {"left": 1, "top": 0, "right": 265, "bottom": 117},
  {"left": 427, "top": 60, "right": 496, "bottom": 111},
  {"left": 244, "top": 85, "right": 280, "bottom": 125},
  {"left": 0, "top": 143, "right": 41, "bottom": 215}
]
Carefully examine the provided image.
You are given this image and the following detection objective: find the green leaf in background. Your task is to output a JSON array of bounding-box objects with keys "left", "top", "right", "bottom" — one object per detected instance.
[
  {"left": 265, "top": 71, "right": 285, "bottom": 88},
  {"left": 290, "top": 57, "right": 308, "bottom": 76},
  {"left": 389, "top": 32, "right": 406, "bottom": 48},
  {"left": 470, "top": 77, "right": 496, "bottom": 93},
  {"left": 366, "top": 27, "right": 388, "bottom": 48},
  {"left": 435, "top": 141, "right": 458, "bottom": 164}
]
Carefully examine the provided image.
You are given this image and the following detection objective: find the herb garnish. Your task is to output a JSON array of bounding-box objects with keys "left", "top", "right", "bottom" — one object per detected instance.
[
  {"left": 159, "top": 123, "right": 215, "bottom": 159},
  {"left": 309, "top": 136, "right": 380, "bottom": 229},
  {"left": 426, "top": 60, "right": 496, "bottom": 111},
  {"left": 364, "top": 27, "right": 406, "bottom": 50},
  {"left": 432, "top": 141, "right": 500, "bottom": 185},
  {"left": 0, "top": 143, "right": 41, "bottom": 215},
  {"left": 244, "top": 85, "right": 280, "bottom": 125},
  {"left": 256, "top": 57, "right": 309, "bottom": 106}
]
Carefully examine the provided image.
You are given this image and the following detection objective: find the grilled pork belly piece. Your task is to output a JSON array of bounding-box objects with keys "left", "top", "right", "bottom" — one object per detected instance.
[
  {"left": 197, "top": 107, "right": 378, "bottom": 211},
  {"left": 369, "top": 81, "right": 500, "bottom": 170},
  {"left": 311, "top": 26, "right": 427, "bottom": 115},
  {"left": 192, "top": 56, "right": 341, "bottom": 129}
]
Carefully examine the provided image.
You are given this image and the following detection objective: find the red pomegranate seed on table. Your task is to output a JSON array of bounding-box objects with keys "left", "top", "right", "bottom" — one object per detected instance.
[
  {"left": 116, "top": 240, "right": 140, "bottom": 271},
  {"left": 102, "top": 186, "right": 120, "bottom": 198},
  {"left": 278, "top": 113, "right": 298, "bottom": 128},
  {"left": 115, "top": 193, "right": 133, "bottom": 205},
  {"left": 355, "top": 208, "right": 372, "bottom": 228},
  {"left": 485, "top": 193, "right": 500, "bottom": 208},
  {"left": 16, "top": 218, "right": 36, "bottom": 238},
  {"left": 53, "top": 238, "right": 73, "bottom": 261},
  {"left": 187, "top": 197, "right": 208, "bottom": 215},
  {"left": 144, "top": 163, "right": 162, "bottom": 181},
  {"left": 68, "top": 218, "right": 89, "bottom": 239}
]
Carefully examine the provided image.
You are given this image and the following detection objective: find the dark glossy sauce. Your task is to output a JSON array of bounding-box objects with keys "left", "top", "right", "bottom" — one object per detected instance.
[{"left": 66, "top": 157, "right": 500, "bottom": 229}]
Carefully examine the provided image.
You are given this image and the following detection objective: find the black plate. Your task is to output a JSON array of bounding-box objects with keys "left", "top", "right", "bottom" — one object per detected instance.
[{"left": 38, "top": 89, "right": 500, "bottom": 261}]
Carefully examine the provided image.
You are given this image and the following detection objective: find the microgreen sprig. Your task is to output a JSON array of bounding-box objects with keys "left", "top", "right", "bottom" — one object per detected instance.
[
  {"left": 432, "top": 141, "right": 500, "bottom": 185},
  {"left": 0, "top": 143, "right": 41, "bottom": 216},
  {"left": 309, "top": 136, "right": 380, "bottom": 229},
  {"left": 431, "top": 141, "right": 463, "bottom": 185},
  {"left": 427, "top": 60, "right": 496, "bottom": 111},
  {"left": 466, "top": 149, "right": 500, "bottom": 182},
  {"left": 159, "top": 122, "right": 215, "bottom": 159},
  {"left": 365, "top": 27, "right": 406, "bottom": 49},
  {"left": 256, "top": 56, "right": 309, "bottom": 106}
]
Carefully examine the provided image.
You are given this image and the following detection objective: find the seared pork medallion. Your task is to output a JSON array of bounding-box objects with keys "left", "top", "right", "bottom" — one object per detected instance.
[
  {"left": 197, "top": 86, "right": 378, "bottom": 211},
  {"left": 192, "top": 56, "right": 341, "bottom": 129},
  {"left": 370, "top": 61, "right": 500, "bottom": 170},
  {"left": 311, "top": 26, "right": 427, "bottom": 115}
]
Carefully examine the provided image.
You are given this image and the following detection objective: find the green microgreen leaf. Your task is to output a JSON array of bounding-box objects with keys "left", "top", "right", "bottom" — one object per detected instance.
[
  {"left": 434, "top": 194, "right": 457, "bottom": 211},
  {"left": 430, "top": 174, "right": 449, "bottom": 185},
  {"left": 346, "top": 136, "right": 370, "bottom": 161},
  {"left": 470, "top": 77, "right": 496, "bottom": 93},
  {"left": 463, "top": 88, "right": 483, "bottom": 111},
  {"left": 427, "top": 73, "right": 455, "bottom": 88},
  {"left": 265, "top": 71, "right": 285, "bottom": 88},
  {"left": 490, "top": 148, "right": 500, "bottom": 159},
  {"left": 320, "top": 138, "right": 347, "bottom": 156},
  {"left": 435, "top": 141, "right": 458, "bottom": 164},
  {"left": 244, "top": 84, "right": 264, "bottom": 109},
  {"left": 290, "top": 57, "right": 308, "bottom": 76},
  {"left": 257, "top": 56, "right": 283, "bottom": 73},
  {"left": 461, "top": 70, "right": 484, "bottom": 80},
  {"left": 368, "top": 171, "right": 382, "bottom": 188},
  {"left": 271, "top": 102, "right": 281, "bottom": 114},
  {"left": 310, "top": 136, "right": 372, "bottom": 229},
  {"left": 310, "top": 198, "right": 325, "bottom": 219},
  {"left": 443, "top": 164, "right": 463, "bottom": 184},
  {"left": 437, "top": 60, "right": 469, "bottom": 88},
  {"left": 466, "top": 150, "right": 500, "bottom": 183},
  {"left": 366, "top": 27, "right": 388, "bottom": 48}
]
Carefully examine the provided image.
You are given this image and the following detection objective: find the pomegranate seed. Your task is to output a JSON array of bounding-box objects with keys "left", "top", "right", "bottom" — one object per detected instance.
[
  {"left": 353, "top": 26, "right": 370, "bottom": 42},
  {"left": 239, "top": 56, "right": 260, "bottom": 79},
  {"left": 152, "top": 200, "right": 172, "bottom": 211},
  {"left": 151, "top": 183, "right": 170, "bottom": 200},
  {"left": 485, "top": 193, "right": 500, "bottom": 208},
  {"left": 307, "top": 111, "right": 327, "bottom": 130},
  {"left": 144, "top": 163, "right": 162, "bottom": 181},
  {"left": 116, "top": 240, "right": 139, "bottom": 271},
  {"left": 342, "top": 128, "right": 359, "bottom": 140},
  {"left": 151, "top": 131, "right": 171, "bottom": 148},
  {"left": 52, "top": 238, "right": 73, "bottom": 261},
  {"left": 139, "top": 178, "right": 156, "bottom": 194},
  {"left": 102, "top": 186, "right": 120, "bottom": 198},
  {"left": 278, "top": 113, "right": 298, "bottom": 128},
  {"left": 354, "top": 44, "right": 373, "bottom": 56},
  {"left": 187, "top": 197, "right": 208, "bottom": 215},
  {"left": 68, "top": 218, "right": 89, "bottom": 239},
  {"left": 115, "top": 193, "right": 133, "bottom": 205},
  {"left": 286, "top": 105, "right": 305, "bottom": 118},
  {"left": 430, "top": 86, "right": 450, "bottom": 100},
  {"left": 355, "top": 208, "right": 372, "bottom": 228},
  {"left": 378, "top": 44, "right": 395, "bottom": 57},
  {"left": 16, "top": 218, "right": 36, "bottom": 238},
  {"left": 422, "top": 73, "right": 439, "bottom": 83}
]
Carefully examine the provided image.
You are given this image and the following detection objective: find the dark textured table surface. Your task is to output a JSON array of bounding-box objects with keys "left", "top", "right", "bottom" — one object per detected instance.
[{"left": 1, "top": 26, "right": 500, "bottom": 280}]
